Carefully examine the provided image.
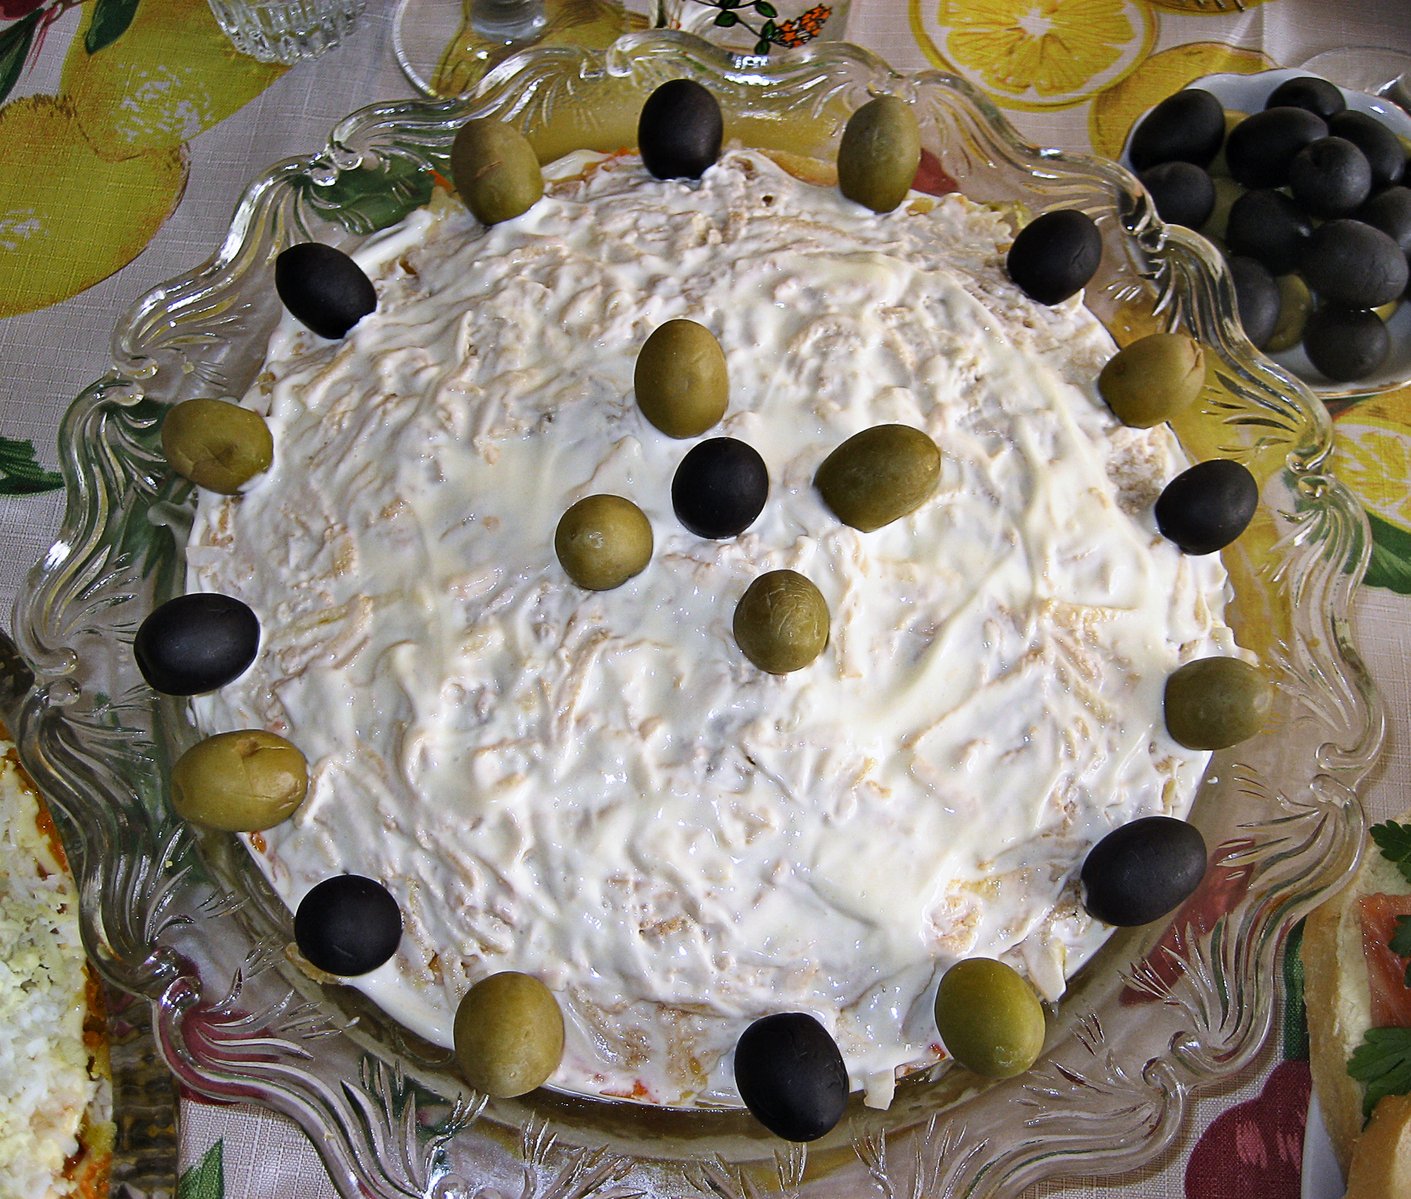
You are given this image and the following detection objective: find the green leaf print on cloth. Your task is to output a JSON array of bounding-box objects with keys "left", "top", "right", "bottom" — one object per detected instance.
[
  {"left": 1365, "top": 511, "right": 1411, "bottom": 596},
  {"left": 85, "top": 0, "right": 142, "bottom": 53},
  {"left": 0, "top": 436, "right": 61, "bottom": 495},
  {"left": 0, "top": 10, "right": 41, "bottom": 105},
  {"left": 178, "top": 1140, "right": 224, "bottom": 1199}
]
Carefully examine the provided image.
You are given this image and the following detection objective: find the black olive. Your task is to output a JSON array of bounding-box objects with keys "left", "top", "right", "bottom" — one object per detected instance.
[
  {"left": 1301, "top": 219, "right": 1409, "bottom": 308},
  {"left": 1226, "top": 255, "right": 1280, "bottom": 350},
  {"left": 637, "top": 79, "right": 723, "bottom": 181},
  {"left": 1328, "top": 110, "right": 1407, "bottom": 189},
  {"left": 274, "top": 243, "right": 376, "bottom": 340},
  {"left": 294, "top": 875, "right": 402, "bottom": 976},
  {"left": 1302, "top": 306, "right": 1391, "bottom": 382},
  {"left": 1006, "top": 209, "right": 1102, "bottom": 305},
  {"left": 1266, "top": 76, "right": 1347, "bottom": 120},
  {"left": 134, "top": 592, "right": 260, "bottom": 696},
  {"left": 1155, "top": 458, "right": 1258, "bottom": 556},
  {"left": 1225, "top": 107, "right": 1327, "bottom": 188},
  {"left": 1359, "top": 185, "right": 1411, "bottom": 255},
  {"left": 671, "top": 437, "right": 768, "bottom": 539},
  {"left": 1288, "top": 137, "right": 1374, "bottom": 218},
  {"left": 1129, "top": 88, "right": 1227, "bottom": 171},
  {"left": 1139, "top": 161, "right": 1216, "bottom": 229},
  {"left": 1081, "top": 816, "right": 1207, "bottom": 927},
  {"left": 733, "top": 1012, "right": 848, "bottom": 1142},
  {"left": 1225, "top": 189, "right": 1312, "bottom": 274}
]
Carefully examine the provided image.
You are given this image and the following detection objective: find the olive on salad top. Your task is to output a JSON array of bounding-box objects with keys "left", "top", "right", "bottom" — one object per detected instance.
[
  {"left": 450, "top": 118, "right": 544, "bottom": 226},
  {"left": 638, "top": 78, "right": 723, "bottom": 181},
  {"left": 162, "top": 397, "right": 273, "bottom": 495},
  {"left": 275, "top": 242, "right": 376, "bottom": 340},
  {"left": 453, "top": 971, "right": 564, "bottom": 1098},
  {"left": 837, "top": 94, "right": 922, "bottom": 214}
]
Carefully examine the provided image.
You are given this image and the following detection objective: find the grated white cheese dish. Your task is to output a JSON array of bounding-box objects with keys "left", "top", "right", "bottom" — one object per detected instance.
[
  {"left": 187, "top": 148, "right": 1235, "bottom": 1108},
  {"left": 0, "top": 730, "right": 110, "bottom": 1198}
]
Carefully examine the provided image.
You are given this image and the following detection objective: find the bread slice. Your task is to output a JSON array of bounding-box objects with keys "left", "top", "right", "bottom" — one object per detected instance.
[
  {"left": 0, "top": 726, "right": 112, "bottom": 1198},
  {"left": 1345, "top": 1092, "right": 1411, "bottom": 1199},
  {"left": 1303, "top": 805, "right": 1411, "bottom": 1181}
]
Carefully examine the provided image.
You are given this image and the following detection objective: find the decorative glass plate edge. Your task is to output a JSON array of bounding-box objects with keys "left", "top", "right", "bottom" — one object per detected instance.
[{"left": 3, "top": 31, "right": 1385, "bottom": 1199}]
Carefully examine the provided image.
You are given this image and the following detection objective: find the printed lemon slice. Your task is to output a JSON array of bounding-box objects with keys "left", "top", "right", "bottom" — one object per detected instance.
[
  {"left": 0, "top": 95, "right": 187, "bottom": 318},
  {"left": 1333, "top": 387, "right": 1411, "bottom": 532},
  {"left": 1334, "top": 399, "right": 1411, "bottom": 593},
  {"left": 1089, "top": 41, "right": 1273, "bottom": 161},
  {"left": 60, "top": 0, "right": 284, "bottom": 162},
  {"left": 910, "top": 0, "right": 1154, "bottom": 111}
]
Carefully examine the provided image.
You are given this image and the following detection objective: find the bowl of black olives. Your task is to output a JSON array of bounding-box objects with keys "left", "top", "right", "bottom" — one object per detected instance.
[{"left": 1123, "top": 68, "right": 1411, "bottom": 397}]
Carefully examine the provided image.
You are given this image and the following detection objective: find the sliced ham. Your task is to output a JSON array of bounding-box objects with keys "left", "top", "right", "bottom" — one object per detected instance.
[{"left": 1358, "top": 891, "right": 1411, "bottom": 1028}]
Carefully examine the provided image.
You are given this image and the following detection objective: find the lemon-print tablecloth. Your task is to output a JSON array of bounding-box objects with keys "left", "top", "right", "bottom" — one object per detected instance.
[{"left": 1, "top": 2, "right": 1409, "bottom": 1197}]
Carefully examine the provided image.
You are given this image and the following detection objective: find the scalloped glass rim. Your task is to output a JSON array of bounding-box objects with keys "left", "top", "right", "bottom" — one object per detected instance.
[{"left": 6, "top": 31, "right": 1385, "bottom": 1199}]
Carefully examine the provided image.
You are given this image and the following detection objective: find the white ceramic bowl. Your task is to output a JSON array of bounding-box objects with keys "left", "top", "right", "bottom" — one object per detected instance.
[{"left": 1123, "top": 67, "right": 1411, "bottom": 401}]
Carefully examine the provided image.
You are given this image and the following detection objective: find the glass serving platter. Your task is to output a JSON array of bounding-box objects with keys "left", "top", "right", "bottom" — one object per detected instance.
[{"left": 5, "top": 31, "right": 1386, "bottom": 1199}]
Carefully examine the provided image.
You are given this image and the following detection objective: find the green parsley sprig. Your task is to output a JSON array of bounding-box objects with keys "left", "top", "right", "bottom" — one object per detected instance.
[
  {"left": 1370, "top": 820, "right": 1411, "bottom": 885},
  {"left": 1393, "top": 916, "right": 1411, "bottom": 988},
  {"left": 1349, "top": 1026, "right": 1411, "bottom": 1118}
]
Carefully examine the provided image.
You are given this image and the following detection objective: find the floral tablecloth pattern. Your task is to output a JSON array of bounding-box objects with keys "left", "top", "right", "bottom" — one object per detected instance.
[{"left": 1, "top": 3, "right": 1408, "bottom": 1197}]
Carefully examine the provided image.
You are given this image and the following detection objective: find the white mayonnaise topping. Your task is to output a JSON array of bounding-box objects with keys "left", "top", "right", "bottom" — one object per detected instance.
[{"left": 187, "top": 149, "right": 1234, "bottom": 1109}]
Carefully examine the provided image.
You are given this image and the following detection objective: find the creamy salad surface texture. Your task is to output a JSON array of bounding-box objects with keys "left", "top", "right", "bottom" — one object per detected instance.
[{"left": 186, "top": 148, "right": 1235, "bottom": 1108}]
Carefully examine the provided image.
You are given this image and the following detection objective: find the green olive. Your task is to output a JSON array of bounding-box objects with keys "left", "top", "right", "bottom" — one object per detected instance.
[
  {"left": 554, "top": 494, "right": 653, "bottom": 590},
  {"left": 633, "top": 319, "right": 729, "bottom": 438},
  {"left": 1205, "top": 111, "right": 1245, "bottom": 180},
  {"left": 171, "top": 729, "right": 308, "bottom": 832},
  {"left": 1097, "top": 333, "right": 1207, "bottom": 428},
  {"left": 1163, "top": 656, "right": 1273, "bottom": 750},
  {"left": 838, "top": 94, "right": 922, "bottom": 215},
  {"left": 815, "top": 423, "right": 940, "bottom": 532},
  {"left": 450, "top": 118, "right": 544, "bottom": 226},
  {"left": 932, "top": 957, "right": 1046, "bottom": 1080},
  {"left": 1266, "top": 274, "right": 1313, "bottom": 353},
  {"left": 162, "top": 398, "right": 274, "bottom": 494},
  {"left": 453, "top": 971, "right": 564, "bottom": 1097},
  {"left": 1200, "top": 175, "right": 1242, "bottom": 240},
  {"left": 733, "top": 570, "right": 829, "bottom": 674}
]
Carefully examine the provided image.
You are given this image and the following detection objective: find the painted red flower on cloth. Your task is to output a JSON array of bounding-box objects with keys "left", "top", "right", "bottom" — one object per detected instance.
[{"left": 1185, "top": 1059, "right": 1311, "bottom": 1198}]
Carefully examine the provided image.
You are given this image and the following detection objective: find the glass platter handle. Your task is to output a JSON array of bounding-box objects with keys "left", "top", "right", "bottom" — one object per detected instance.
[{"left": 5, "top": 371, "right": 190, "bottom": 1000}]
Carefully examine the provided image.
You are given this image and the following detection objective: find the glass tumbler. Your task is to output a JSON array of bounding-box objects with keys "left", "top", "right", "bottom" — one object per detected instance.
[{"left": 207, "top": 0, "right": 367, "bottom": 64}]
